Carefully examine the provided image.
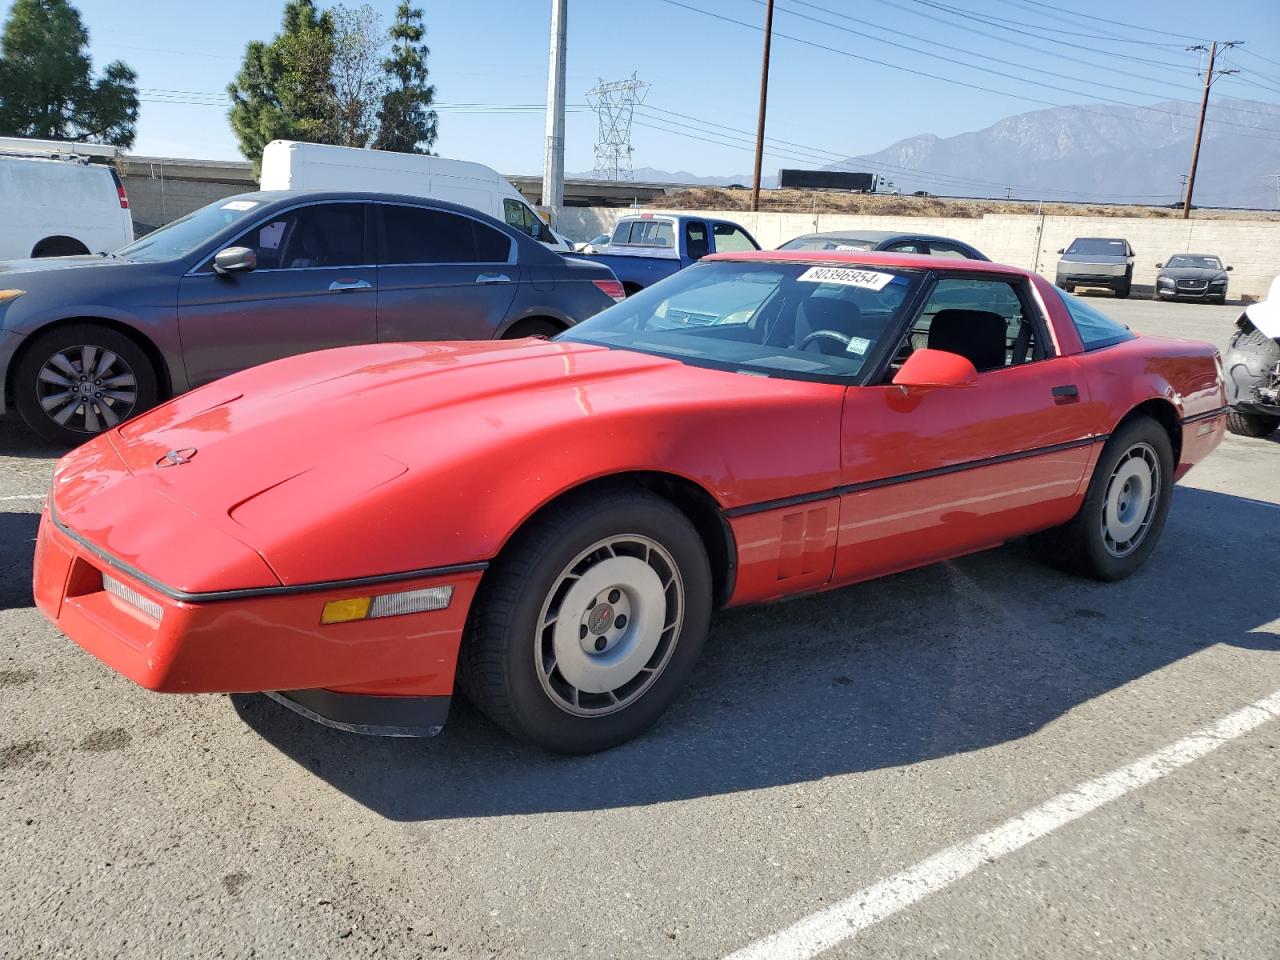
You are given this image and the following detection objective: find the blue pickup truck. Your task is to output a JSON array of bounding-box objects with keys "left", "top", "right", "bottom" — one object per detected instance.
[{"left": 577, "top": 214, "right": 760, "bottom": 295}]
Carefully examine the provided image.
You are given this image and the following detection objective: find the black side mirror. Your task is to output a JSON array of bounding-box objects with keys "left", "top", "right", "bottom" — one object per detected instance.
[
  {"left": 1227, "top": 265, "right": 1234, "bottom": 271},
  {"left": 1155, "top": 263, "right": 1163, "bottom": 268},
  {"left": 1057, "top": 248, "right": 1065, "bottom": 255},
  {"left": 213, "top": 246, "right": 257, "bottom": 275}
]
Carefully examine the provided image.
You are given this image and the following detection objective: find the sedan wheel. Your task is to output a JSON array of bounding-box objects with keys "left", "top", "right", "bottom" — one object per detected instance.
[
  {"left": 460, "top": 484, "right": 712, "bottom": 753},
  {"left": 14, "top": 324, "right": 159, "bottom": 445},
  {"left": 35, "top": 344, "right": 139, "bottom": 434}
]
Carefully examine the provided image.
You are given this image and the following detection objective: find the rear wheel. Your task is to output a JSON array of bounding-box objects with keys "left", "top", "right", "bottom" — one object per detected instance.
[
  {"left": 459, "top": 485, "right": 712, "bottom": 753},
  {"left": 1226, "top": 410, "right": 1280, "bottom": 438},
  {"left": 1029, "top": 416, "right": 1174, "bottom": 581},
  {"left": 501, "top": 318, "right": 561, "bottom": 340},
  {"left": 13, "top": 324, "right": 159, "bottom": 444},
  {"left": 31, "top": 236, "right": 90, "bottom": 258}
]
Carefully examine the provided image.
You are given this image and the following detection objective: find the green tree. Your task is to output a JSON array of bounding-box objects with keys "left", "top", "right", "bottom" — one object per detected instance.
[
  {"left": 330, "top": 4, "right": 388, "bottom": 148},
  {"left": 227, "top": 0, "right": 338, "bottom": 170},
  {"left": 374, "top": 1, "right": 438, "bottom": 154},
  {"left": 0, "top": 0, "right": 138, "bottom": 146}
]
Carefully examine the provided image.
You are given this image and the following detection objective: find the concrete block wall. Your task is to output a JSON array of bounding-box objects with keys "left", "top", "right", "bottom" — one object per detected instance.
[
  {"left": 121, "top": 176, "right": 250, "bottom": 233},
  {"left": 557, "top": 207, "right": 1280, "bottom": 300}
]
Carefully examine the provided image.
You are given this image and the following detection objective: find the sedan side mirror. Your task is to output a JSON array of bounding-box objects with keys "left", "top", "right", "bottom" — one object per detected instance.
[
  {"left": 213, "top": 246, "right": 257, "bottom": 275},
  {"left": 1057, "top": 248, "right": 1065, "bottom": 255},
  {"left": 1155, "top": 263, "right": 1163, "bottom": 268},
  {"left": 892, "top": 348, "right": 979, "bottom": 389},
  {"left": 1227, "top": 265, "right": 1234, "bottom": 271}
]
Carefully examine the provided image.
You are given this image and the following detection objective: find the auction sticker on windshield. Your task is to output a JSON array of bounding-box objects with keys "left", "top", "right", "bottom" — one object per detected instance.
[
  {"left": 797, "top": 266, "right": 894, "bottom": 290},
  {"left": 221, "top": 200, "right": 259, "bottom": 211}
]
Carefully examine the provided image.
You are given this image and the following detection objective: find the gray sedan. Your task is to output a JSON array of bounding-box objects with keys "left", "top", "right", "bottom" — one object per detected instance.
[
  {"left": 1154, "top": 254, "right": 1232, "bottom": 303},
  {"left": 0, "top": 191, "right": 621, "bottom": 444},
  {"left": 777, "top": 229, "right": 989, "bottom": 260}
]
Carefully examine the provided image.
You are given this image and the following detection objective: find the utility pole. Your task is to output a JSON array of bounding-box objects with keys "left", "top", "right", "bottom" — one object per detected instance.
[
  {"left": 541, "top": 0, "right": 567, "bottom": 216},
  {"left": 1182, "top": 40, "right": 1240, "bottom": 220},
  {"left": 1270, "top": 171, "right": 1280, "bottom": 210},
  {"left": 750, "top": 0, "right": 775, "bottom": 213}
]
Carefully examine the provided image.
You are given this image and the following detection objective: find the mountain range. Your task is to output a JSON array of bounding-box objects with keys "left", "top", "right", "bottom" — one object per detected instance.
[{"left": 574, "top": 98, "right": 1280, "bottom": 208}]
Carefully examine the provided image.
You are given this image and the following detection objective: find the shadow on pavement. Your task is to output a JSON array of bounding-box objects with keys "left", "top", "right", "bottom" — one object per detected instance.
[
  {"left": 0, "top": 511, "right": 40, "bottom": 611},
  {"left": 0, "top": 417, "right": 67, "bottom": 460},
  {"left": 232, "top": 484, "right": 1278, "bottom": 822}
]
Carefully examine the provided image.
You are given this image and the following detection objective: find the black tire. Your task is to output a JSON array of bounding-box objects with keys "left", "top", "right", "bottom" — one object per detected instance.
[
  {"left": 1115, "top": 281, "right": 1131, "bottom": 299},
  {"left": 459, "top": 484, "right": 712, "bottom": 754},
  {"left": 13, "top": 324, "right": 159, "bottom": 445},
  {"left": 501, "top": 318, "right": 562, "bottom": 340},
  {"left": 1029, "top": 416, "right": 1175, "bottom": 581},
  {"left": 31, "top": 236, "right": 90, "bottom": 258},
  {"left": 1226, "top": 410, "right": 1280, "bottom": 438}
]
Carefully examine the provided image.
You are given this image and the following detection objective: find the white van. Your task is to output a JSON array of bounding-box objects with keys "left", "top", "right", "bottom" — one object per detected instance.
[
  {"left": 259, "top": 140, "right": 572, "bottom": 252},
  {"left": 0, "top": 140, "right": 133, "bottom": 260}
]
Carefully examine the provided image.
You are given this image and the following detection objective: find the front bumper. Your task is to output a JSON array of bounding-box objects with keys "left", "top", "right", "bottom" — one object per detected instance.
[
  {"left": 1057, "top": 273, "right": 1128, "bottom": 289},
  {"left": 33, "top": 509, "right": 483, "bottom": 734},
  {"left": 0, "top": 329, "right": 25, "bottom": 416},
  {"left": 1158, "top": 283, "right": 1226, "bottom": 300}
]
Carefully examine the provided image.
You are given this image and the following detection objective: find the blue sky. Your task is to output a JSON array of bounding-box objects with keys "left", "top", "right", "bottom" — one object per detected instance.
[{"left": 14, "top": 0, "right": 1280, "bottom": 176}]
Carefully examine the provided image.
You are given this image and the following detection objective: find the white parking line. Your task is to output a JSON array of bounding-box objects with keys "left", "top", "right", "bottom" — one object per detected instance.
[
  {"left": 723, "top": 688, "right": 1280, "bottom": 960},
  {"left": 0, "top": 494, "right": 44, "bottom": 502}
]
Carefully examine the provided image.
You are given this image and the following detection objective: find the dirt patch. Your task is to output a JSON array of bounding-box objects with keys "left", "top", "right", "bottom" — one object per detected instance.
[
  {"left": 649, "top": 187, "right": 1280, "bottom": 221},
  {"left": 78, "top": 728, "right": 133, "bottom": 753},
  {"left": 0, "top": 669, "right": 36, "bottom": 689},
  {"left": 0, "top": 740, "right": 44, "bottom": 770}
]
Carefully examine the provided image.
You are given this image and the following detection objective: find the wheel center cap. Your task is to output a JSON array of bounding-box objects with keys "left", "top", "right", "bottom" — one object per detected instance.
[{"left": 588, "top": 603, "right": 614, "bottom": 635}]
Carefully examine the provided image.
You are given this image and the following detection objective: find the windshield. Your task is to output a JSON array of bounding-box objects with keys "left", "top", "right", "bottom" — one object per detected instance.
[
  {"left": 114, "top": 197, "right": 268, "bottom": 262},
  {"left": 1065, "top": 238, "right": 1128, "bottom": 257},
  {"left": 779, "top": 235, "right": 876, "bottom": 252},
  {"left": 558, "top": 260, "right": 923, "bottom": 381},
  {"left": 1166, "top": 255, "right": 1223, "bottom": 270}
]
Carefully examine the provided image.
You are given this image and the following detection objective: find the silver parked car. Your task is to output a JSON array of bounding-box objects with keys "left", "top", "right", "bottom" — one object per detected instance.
[{"left": 1055, "top": 237, "right": 1135, "bottom": 298}]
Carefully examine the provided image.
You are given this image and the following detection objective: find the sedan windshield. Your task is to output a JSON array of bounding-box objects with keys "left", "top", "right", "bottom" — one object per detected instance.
[
  {"left": 558, "top": 260, "right": 923, "bottom": 381},
  {"left": 1166, "top": 255, "right": 1223, "bottom": 270},
  {"left": 779, "top": 235, "right": 876, "bottom": 252},
  {"left": 113, "top": 197, "right": 267, "bottom": 262}
]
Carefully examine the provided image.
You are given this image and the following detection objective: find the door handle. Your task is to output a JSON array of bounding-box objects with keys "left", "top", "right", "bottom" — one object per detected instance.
[
  {"left": 328, "top": 279, "right": 372, "bottom": 292},
  {"left": 476, "top": 273, "right": 512, "bottom": 284},
  {"left": 1052, "top": 384, "right": 1079, "bottom": 403}
]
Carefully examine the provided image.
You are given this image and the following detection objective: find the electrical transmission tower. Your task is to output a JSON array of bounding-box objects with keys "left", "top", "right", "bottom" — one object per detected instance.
[{"left": 585, "top": 74, "right": 649, "bottom": 180}]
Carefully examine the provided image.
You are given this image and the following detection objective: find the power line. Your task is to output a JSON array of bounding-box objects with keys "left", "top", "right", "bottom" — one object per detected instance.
[
  {"left": 653, "top": 0, "right": 1280, "bottom": 142},
  {"left": 775, "top": 0, "right": 1199, "bottom": 104},
  {"left": 1006, "top": 0, "right": 1205, "bottom": 44}
]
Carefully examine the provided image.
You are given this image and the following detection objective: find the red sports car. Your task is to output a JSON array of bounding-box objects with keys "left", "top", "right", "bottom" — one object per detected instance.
[{"left": 33, "top": 251, "right": 1228, "bottom": 753}]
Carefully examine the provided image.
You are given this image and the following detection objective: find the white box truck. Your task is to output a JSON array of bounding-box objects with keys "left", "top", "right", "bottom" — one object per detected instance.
[
  {"left": 0, "top": 137, "right": 133, "bottom": 261},
  {"left": 258, "top": 140, "right": 573, "bottom": 251}
]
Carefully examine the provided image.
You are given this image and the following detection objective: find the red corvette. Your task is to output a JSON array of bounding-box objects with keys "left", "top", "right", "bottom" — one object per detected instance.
[{"left": 33, "top": 251, "right": 1227, "bottom": 753}]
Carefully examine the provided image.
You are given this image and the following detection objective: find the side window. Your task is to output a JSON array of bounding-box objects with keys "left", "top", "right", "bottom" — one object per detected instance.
[
  {"left": 684, "top": 220, "right": 709, "bottom": 260},
  {"left": 1057, "top": 291, "right": 1135, "bottom": 351},
  {"left": 626, "top": 219, "right": 674, "bottom": 247},
  {"left": 381, "top": 205, "right": 512, "bottom": 264},
  {"left": 712, "top": 223, "right": 757, "bottom": 252},
  {"left": 884, "top": 240, "right": 926, "bottom": 254},
  {"left": 473, "top": 220, "right": 513, "bottom": 262},
  {"left": 886, "top": 277, "right": 1041, "bottom": 378},
  {"left": 226, "top": 203, "right": 366, "bottom": 270},
  {"left": 503, "top": 199, "right": 552, "bottom": 244},
  {"left": 927, "top": 242, "right": 976, "bottom": 260}
]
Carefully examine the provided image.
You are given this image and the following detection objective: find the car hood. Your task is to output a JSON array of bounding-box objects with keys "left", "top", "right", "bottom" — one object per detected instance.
[
  {"left": 1158, "top": 267, "right": 1226, "bottom": 281},
  {"left": 1059, "top": 253, "right": 1129, "bottom": 264},
  {"left": 52, "top": 339, "right": 778, "bottom": 589},
  {"left": 0, "top": 255, "right": 129, "bottom": 275}
]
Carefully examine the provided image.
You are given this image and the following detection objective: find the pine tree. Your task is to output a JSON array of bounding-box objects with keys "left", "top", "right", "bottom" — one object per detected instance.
[
  {"left": 227, "top": 0, "right": 338, "bottom": 171},
  {"left": 0, "top": 0, "right": 138, "bottom": 146},
  {"left": 374, "top": 1, "right": 438, "bottom": 154}
]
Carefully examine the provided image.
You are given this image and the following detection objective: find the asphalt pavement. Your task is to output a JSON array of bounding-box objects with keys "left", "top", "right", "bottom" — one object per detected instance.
[{"left": 1, "top": 295, "right": 1276, "bottom": 959}]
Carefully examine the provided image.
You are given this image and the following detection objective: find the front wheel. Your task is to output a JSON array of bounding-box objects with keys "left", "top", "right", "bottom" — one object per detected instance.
[
  {"left": 1029, "top": 416, "right": 1174, "bottom": 581},
  {"left": 13, "top": 324, "right": 159, "bottom": 444},
  {"left": 459, "top": 485, "right": 712, "bottom": 753},
  {"left": 1227, "top": 410, "right": 1280, "bottom": 438},
  {"left": 1115, "top": 281, "right": 1131, "bottom": 299}
]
